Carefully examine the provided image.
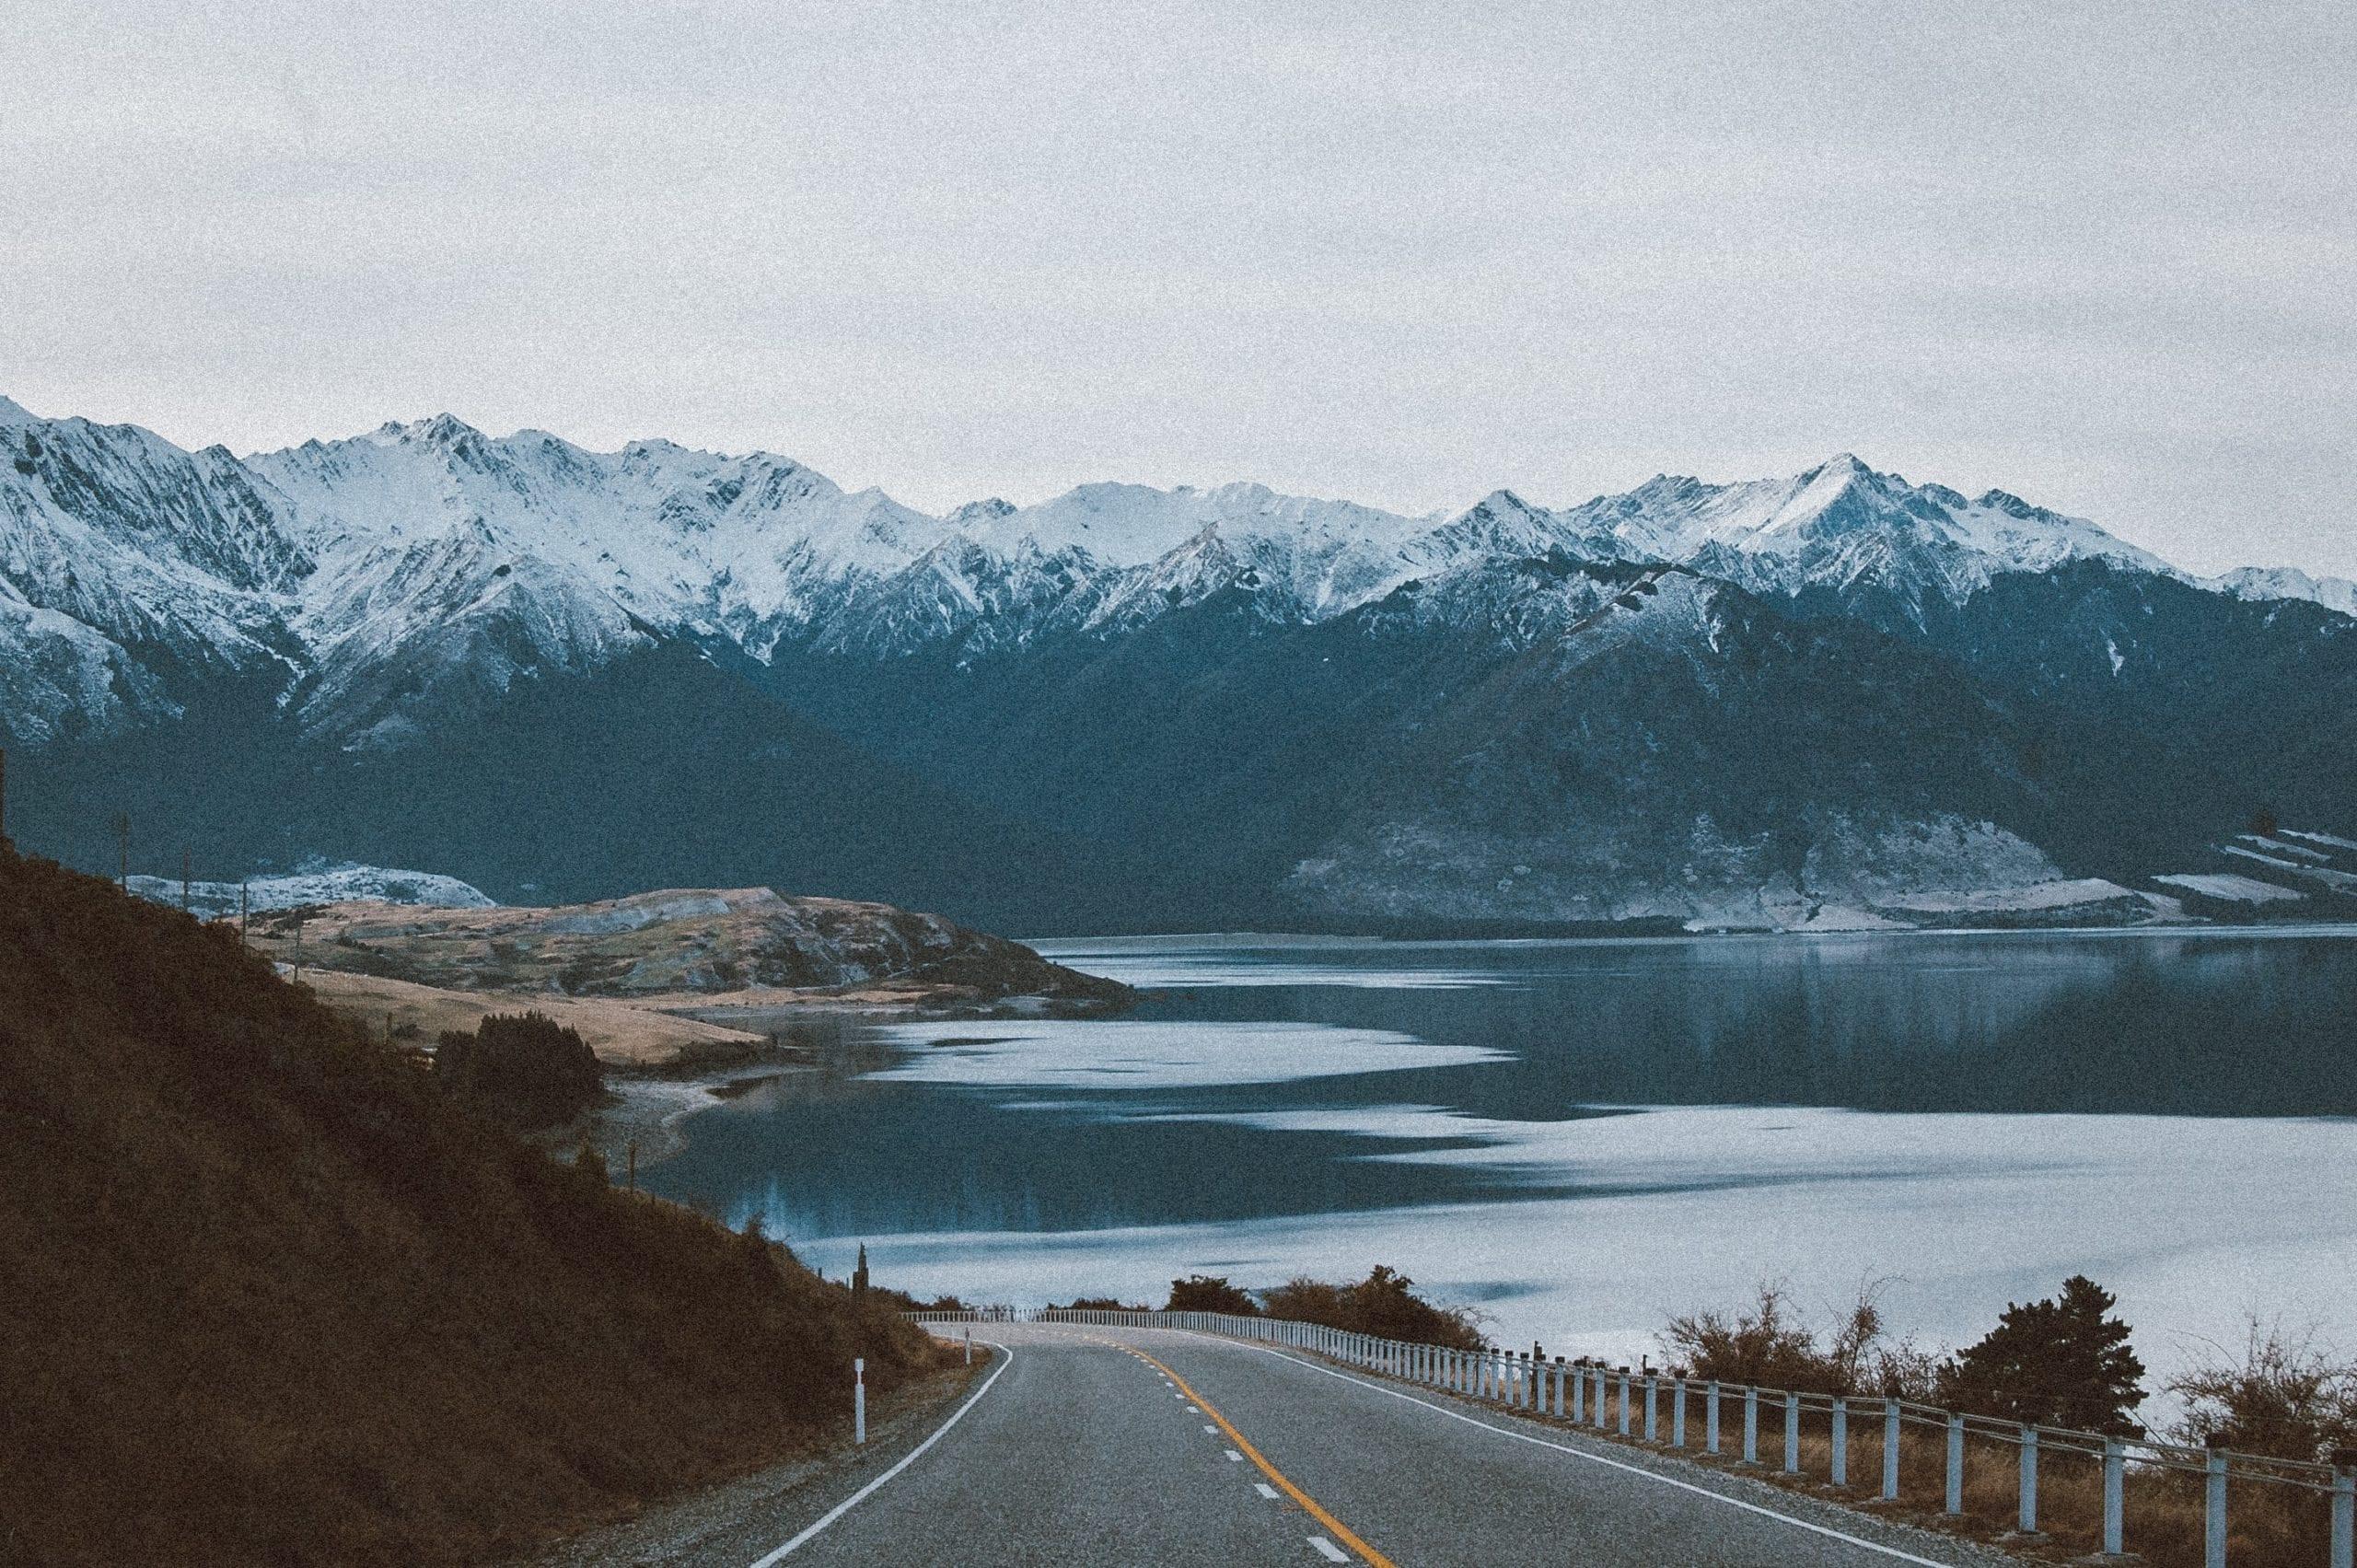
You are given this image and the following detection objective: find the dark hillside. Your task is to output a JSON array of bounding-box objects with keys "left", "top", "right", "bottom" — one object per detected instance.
[{"left": 0, "top": 847, "right": 944, "bottom": 1567}]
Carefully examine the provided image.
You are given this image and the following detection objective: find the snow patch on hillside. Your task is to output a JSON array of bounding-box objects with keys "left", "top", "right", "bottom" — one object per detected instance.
[
  {"left": 125, "top": 860, "right": 497, "bottom": 918},
  {"left": 2154, "top": 873, "right": 2303, "bottom": 905}
]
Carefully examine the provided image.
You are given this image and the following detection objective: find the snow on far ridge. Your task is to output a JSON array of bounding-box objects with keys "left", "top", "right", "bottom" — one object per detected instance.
[
  {"left": 124, "top": 860, "right": 496, "bottom": 918},
  {"left": 2154, "top": 873, "right": 2304, "bottom": 904}
]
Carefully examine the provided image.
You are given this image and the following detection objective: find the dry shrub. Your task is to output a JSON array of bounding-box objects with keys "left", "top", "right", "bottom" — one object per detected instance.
[
  {"left": 1260, "top": 1265, "right": 1489, "bottom": 1349},
  {"left": 1662, "top": 1278, "right": 1937, "bottom": 1397}
]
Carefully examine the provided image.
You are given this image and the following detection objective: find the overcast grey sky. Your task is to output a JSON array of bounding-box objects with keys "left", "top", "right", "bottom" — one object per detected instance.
[{"left": 4, "top": 0, "right": 2351, "bottom": 575}]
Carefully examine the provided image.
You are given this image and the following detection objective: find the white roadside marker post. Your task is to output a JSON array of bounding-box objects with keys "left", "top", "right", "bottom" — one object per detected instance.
[
  {"left": 964, "top": 1327, "right": 972, "bottom": 1365},
  {"left": 1882, "top": 1400, "right": 1902, "bottom": 1501},
  {"left": 854, "top": 1358, "right": 866, "bottom": 1446}
]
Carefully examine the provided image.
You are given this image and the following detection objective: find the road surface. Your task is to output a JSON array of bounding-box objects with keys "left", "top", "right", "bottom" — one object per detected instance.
[{"left": 542, "top": 1322, "right": 2013, "bottom": 1567}]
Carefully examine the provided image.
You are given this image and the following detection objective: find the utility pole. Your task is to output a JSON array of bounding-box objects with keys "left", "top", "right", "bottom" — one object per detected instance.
[
  {"left": 181, "top": 845, "right": 192, "bottom": 912},
  {"left": 112, "top": 811, "right": 130, "bottom": 889},
  {"left": 239, "top": 881, "right": 250, "bottom": 942}
]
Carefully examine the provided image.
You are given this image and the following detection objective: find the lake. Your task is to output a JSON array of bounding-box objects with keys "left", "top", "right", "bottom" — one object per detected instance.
[{"left": 644, "top": 929, "right": 2357, "bottom": 1394}]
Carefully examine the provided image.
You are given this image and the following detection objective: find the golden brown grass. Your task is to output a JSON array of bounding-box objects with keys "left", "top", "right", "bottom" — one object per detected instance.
[
  {"left": 1543, "top": 1380, "right": 2341, "bottom": 1566},
  {"left": 0, "top": 849, "right": 952, "bottom": 1567},
  {"left": 300, "top": 968, "right": 767, "bottom": 1070}
]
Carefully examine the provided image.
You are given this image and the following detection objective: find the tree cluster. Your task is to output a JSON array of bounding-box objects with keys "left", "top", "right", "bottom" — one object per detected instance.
[
  {"left": 434, "top": 1011, "right": 603, "bottom": 1131},
  {"left": 1666, "top": 1275, "right": 2146, "bottom": 1434}
]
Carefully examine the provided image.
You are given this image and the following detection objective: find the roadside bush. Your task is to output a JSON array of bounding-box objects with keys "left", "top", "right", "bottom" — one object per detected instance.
[
  {"left": 435, "top": 1010, "right": 602, "bottom": 1130},
  {"left": 1663, "top": 1279, "right": 1936, "bottom": 1397},
  {"left": 1167, "top": 1273, "right": 1261, "bottom": 1315},
  {"left": 1260, "top": 1265, "right": 1486, "bottom": 1350},
  {"left": 2167, "top": 1318, "right": 2357, "bottom": 1460},
  {"left": 877, "top": 1288, "right": 970, "bottom": 1313}
]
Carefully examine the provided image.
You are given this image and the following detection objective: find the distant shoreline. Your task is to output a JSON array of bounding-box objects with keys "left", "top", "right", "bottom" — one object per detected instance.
[{"left": 1028, "top": 920, "right": 2357, "bottom": 949}]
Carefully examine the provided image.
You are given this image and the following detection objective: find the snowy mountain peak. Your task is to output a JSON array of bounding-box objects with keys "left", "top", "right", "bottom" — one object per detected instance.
[
  {"left": 2212, "top": 564, "right": 2357, "bottom": 617},
  {"left": 1470, "top": 488, "right": 1538, "bottom": 517},
  {"left": 17, "top": 392, "right": 2354, "bottom": 762},
  {"left": 381, "top": 412, "right": 484, "bottom": 447},
  {"left": 946, "top": 497, "right": 1017, "bottom": 528}
]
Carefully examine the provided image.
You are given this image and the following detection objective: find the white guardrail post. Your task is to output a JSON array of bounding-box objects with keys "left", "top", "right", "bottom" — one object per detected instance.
[
  {"left": 1672, "top": 1377, "right": 1688, "bottom": 1447},
  {"left": 1643, "top": 1375, "right": 1659, "bottom": 1442},
  {"left": 1829, "top": 1397, "right": 1848, "bottom": 1487},
  {"left": 1783, "top": 1391, "right": 1801, "bottom": 1473},
  {"left": 2330, "top": 1449, "right": 2354, "bottom": 1568},
  {"left": 2016, "top": 1424, "right": 2039, "bottom": 1538},
  {"left": 2102, "top": 1437, "right": 2128, "bottom": 1558},
  {"left": 1945, "top": 1413, "right": 1965, "bottom": 1515},
  {"left": 1706, "top": 1380, "right": 1721, "bottom": 1454},
  {"left": 1742, "top": 1386, "right": 1759, "bottom": 1464},
  {"left": 1618, "top": 1370, "right": 1631, "bottom": 1436},
  {"left": 2204, "top": 1445, "right": 2227, "bottom": 1568}
]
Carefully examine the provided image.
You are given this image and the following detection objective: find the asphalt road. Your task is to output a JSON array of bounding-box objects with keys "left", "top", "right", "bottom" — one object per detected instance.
[{"left": 540, "top": 1323, "right": 2016, "bottom": 1567}]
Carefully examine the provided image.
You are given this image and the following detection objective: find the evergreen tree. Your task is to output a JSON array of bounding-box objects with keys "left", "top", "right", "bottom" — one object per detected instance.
[{"left": 1939, "top": 1275, "right": 2146, "bottom": 1434}]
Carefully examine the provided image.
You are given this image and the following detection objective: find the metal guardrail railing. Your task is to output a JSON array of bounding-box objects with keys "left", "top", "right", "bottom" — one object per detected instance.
[{"left": 910, "top": 1307, "right": 2357, "bottom": 1568}]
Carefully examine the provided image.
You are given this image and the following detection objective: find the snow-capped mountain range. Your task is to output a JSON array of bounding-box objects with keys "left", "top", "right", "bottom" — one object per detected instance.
[
  {"left": 9, "top": 391, "right": 2340, "bottom": 749},
  {"left": 6, "top": 392, "right": 2354, "bottom": 935}
]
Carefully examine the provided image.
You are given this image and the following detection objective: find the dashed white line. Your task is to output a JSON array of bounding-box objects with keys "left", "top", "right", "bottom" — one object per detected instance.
[
  {"left": 1202, "top": 1423, "right": 1218, "bottom": 1434},
  {"left": 1186, "top": 1403, "right": 1201, "bottom": 1411},
  {"left": 1308, "top": 1537, "right": 1350, "bottom": 1562},
  {"left": 1225, "top": 1448, "right": 1244, "bottom": 1462},
  {"left": 1254, "top": 1482, "right": 1281, "bottom": 1500}
]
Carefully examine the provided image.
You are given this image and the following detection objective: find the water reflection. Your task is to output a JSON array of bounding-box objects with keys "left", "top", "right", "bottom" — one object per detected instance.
[{"left": 644, "top": 930, "right": 2357, "bottom": 1248}]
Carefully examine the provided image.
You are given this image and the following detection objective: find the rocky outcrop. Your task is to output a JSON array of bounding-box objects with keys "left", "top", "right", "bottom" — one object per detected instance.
[{"left": 250, "top": 885, "right": 1132, "bottom": 1012}]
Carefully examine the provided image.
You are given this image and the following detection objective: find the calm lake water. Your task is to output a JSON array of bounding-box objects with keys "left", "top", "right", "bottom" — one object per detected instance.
[{"left": 645, "top": 930, "right": 2357, "bottom": 1390}]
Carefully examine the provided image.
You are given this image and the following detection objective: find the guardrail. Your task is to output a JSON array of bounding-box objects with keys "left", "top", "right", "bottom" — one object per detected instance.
[{"left": 911, "top": 1307, "right": 2357, "bottom": 1567}]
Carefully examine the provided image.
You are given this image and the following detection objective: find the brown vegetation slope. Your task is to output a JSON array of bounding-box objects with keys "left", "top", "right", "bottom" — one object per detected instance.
[
  {"left": 0, "top": 849, "right": 947, "bottom": 1567},
  {"left": 250, "top": 886, "right": 1132, "bottom": 1012}
]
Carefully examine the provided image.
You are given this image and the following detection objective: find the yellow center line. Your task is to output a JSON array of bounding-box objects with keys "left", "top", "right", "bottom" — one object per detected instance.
[{"left": 1128, "top": 1347, "right": 1398, "bottom": 1568}]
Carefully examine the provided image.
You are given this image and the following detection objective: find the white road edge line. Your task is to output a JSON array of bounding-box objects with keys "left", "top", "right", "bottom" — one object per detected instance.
[
  {"left": 746, "top": 1339, "right": 1016, "bottom": 1565},
  {"left": 1307, "top": 1537, "right": 1350, "bottom": 1562},
  {"left": 1199, "top": 1336, "right": 1958, "bottom": 1568}
]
